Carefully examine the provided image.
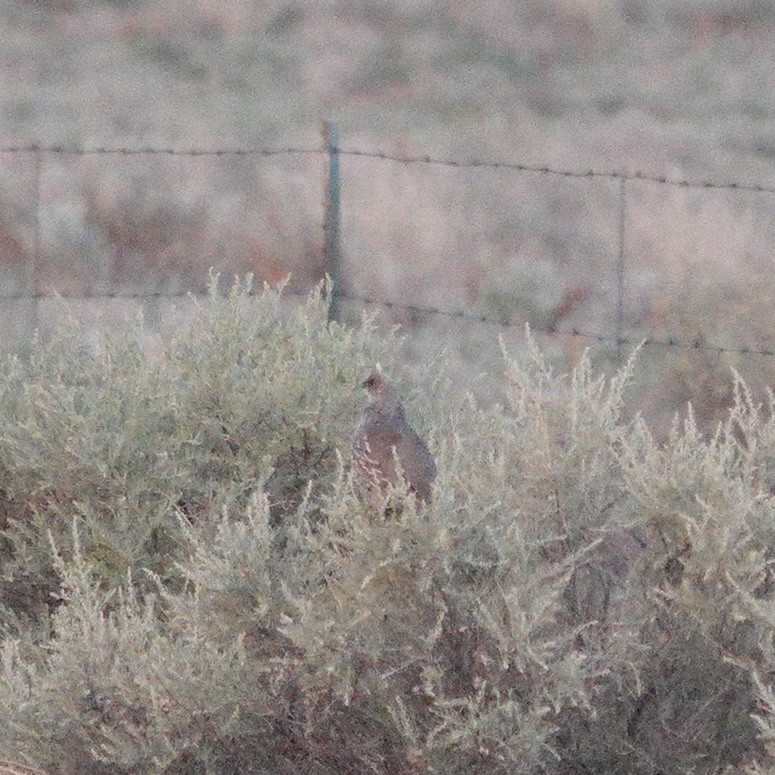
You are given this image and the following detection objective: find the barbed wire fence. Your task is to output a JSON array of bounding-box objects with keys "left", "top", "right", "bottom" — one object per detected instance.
[{"left": 1, "top": 131, "right": 774, "bottom": 361}]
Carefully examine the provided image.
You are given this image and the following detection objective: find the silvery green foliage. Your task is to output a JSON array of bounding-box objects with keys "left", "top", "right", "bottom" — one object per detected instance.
[{"left": 0, "top": 280, "right": 774, "bottom": 774}]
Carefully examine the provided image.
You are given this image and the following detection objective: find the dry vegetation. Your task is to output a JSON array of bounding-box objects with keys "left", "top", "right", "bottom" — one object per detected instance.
[
  {"left": 0, "top": 0, "right": 773, "bottom": 434},
  {"left": 0, "top": 281, "right": 774, "bottom": 774},
  {"left": 0, "top": 6, "right": 774, "bottom": 772}
]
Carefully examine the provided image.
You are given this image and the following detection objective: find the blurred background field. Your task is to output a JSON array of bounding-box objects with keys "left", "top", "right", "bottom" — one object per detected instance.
[{"left": 1, "top": 0, "right": 774, "bottom": 434}]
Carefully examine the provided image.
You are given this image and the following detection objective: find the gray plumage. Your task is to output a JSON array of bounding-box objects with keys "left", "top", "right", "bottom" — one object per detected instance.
[{"left": 352, "top": 366, "right": 436, "bottom": 504}]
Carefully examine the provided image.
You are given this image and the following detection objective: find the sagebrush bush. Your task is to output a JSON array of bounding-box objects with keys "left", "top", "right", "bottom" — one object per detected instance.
[{"left": 0, "top": 277, "right": 774, "bottom": 774}]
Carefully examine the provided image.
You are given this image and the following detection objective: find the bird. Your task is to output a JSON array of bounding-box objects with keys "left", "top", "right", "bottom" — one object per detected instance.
[{"left": 351, "top": 365, "right": 436, "bottom": 505}]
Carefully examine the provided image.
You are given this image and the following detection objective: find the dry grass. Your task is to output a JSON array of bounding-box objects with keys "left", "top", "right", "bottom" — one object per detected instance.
[{"left": 0, "top": 0, "right": 773, "bottom": 434}]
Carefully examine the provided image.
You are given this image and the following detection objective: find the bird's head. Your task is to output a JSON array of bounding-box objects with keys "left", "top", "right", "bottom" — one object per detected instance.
[{"left": 362, "top": 364, "right": 400, "bottom": 410}]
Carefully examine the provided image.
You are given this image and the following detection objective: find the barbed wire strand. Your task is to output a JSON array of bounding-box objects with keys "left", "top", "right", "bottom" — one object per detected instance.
[
  {"left": 332, "top": 291, "right": 775, "bottom": 358},
  {"left": 0, "top": 144, "right": 323, "bottom": 159},
  {"left": 1, "top": 143, "right": 775, "bottom": 194},
  {"left": 0, "top": 141, "right": 772, "bottom": 359},
  {"left": 2, "top": 286, "right": 772, "bottom": 359}
]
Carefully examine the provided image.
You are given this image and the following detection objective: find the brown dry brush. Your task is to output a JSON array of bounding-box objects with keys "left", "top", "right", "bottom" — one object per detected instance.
[{"left": 0, "top": 278, "right": 774, "bottom": 774}]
